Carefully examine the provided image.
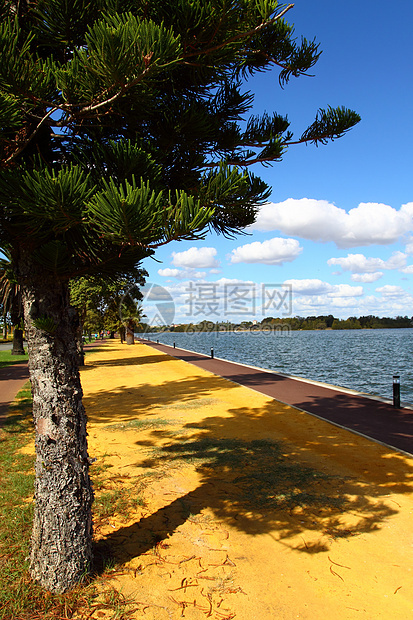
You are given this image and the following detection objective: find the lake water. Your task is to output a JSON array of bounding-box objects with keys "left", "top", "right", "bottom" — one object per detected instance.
[{"left": 144, "top": 328, "right": 413, "bottom": 405}]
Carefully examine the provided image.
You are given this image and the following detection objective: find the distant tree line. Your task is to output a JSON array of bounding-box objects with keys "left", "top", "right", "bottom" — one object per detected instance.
[
  {"left": 143, "top": 314, "right": 413, "bottom": 333},
  {"left": 265, "top": 315, "right": 413, "bottom": 330}
]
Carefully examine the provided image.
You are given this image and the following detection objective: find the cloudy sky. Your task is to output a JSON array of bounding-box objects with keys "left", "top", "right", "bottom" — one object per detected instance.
[{"left": 142, "top": 0, "right": 413, "bottom": 326}]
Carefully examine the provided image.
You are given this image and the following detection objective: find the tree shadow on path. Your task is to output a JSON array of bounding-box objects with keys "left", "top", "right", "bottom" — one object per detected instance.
[
  {"left": 94, "top": 381, "right": 412, "bottom": 564},
  {"left": 84, "top": 371, "right": 237, "bottom": 426}
]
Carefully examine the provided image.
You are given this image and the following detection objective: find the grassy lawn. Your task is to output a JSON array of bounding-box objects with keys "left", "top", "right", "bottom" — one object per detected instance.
[
  {"left": 0, "top": 349, "right": 28, "bottom": 369},
  {"left": 0, "top": 342, "right": 112, "bottom": 368},
  {"left": 0, "top": 383, "right": 138, "bottom": 620}
]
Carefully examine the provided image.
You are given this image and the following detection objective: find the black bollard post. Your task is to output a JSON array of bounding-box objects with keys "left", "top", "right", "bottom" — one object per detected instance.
[
  {"left": 157, "top": 339, "right": 159, "bottom": 343},
  {"left": 393, "top": 375, "right": 401, "bottom": 408},
  {"left": 211, "top": 347, "right": 214, "bottom": 359},
  {"left": 173, "top": 342, "right": 175, "bottom": 348}
]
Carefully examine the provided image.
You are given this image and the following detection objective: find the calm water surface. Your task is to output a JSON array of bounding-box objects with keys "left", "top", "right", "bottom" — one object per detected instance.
[{"left": 145, "top": 329, "right": 413, "bottom": 405}]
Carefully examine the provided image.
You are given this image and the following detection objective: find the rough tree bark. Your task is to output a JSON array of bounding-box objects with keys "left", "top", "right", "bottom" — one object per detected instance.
[{"left": 18, "top": 253, "right": 94, "bottom": 593}]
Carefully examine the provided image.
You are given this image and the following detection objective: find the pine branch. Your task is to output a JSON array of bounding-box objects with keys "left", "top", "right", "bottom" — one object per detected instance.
[
  {"left": 182, "top": 4, "right": 295, "bottom": 60},
  {"left": 77, "top": 66, "right": 153, "bottom": 115},
  {"left": 3, "top": 106, "right": 59, "bottom": 165},
  {"left": 202, "top": 106, "right": 360, "bottom": 167},
  {"left": 296, "top": 106, "right": 361, "bottom": 146},
  {"left": 38, "top": 5, "right": 296, "bottom": 122}
]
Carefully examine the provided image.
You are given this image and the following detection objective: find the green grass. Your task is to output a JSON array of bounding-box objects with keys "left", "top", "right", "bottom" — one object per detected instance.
[
  {"left": 0, "top": 344, "right": 109, "bottom": 368},
  {"left": 0, "top": 349, "right": 28, "bottom": 368},
  {"left": 106, "top": 416, "right": 173, "bottom": 432},
  {"left": 91, "top": 451, "right": 146, "bottom": 522},
  {"left": 84, "top": 346, "right": 108, "bottom": 356},
  {"left": 94, "top": 486, "right": 146, "bottom": 519},
  {"left": 0, "top": 383, "right": 142, "bottom": 620}
]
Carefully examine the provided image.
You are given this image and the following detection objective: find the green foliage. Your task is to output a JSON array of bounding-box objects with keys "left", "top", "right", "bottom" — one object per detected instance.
[
  {"left": 0, "top": 92, "right": 23, "bottom": 140},
  {"left": 32, "top": 315, "right": 58, "bottom": 334},
  {"left": 0, "top": 0, "right": 360, "bottom": 283},
  {"left": 87, "top": 177, "right": 214, "bottom": 245},
  {"left": 300, "top": 106, "right": 362, "bottom": 146},
  {"left": 160, "top": 314, "right": 413, "bottom": 332},
  {"left": 69, "top": 268, "right": 147, "bottom": 334}
]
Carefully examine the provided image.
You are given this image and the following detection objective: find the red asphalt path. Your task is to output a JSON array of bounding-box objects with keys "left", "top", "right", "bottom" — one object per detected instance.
[
  {"left": 0, "top": 363, "right": 30, "bottom": 425},
  {"left": 140, "top": 339, "right": 413, "bottom": 456},
  {"left": 2, "top": 339, "right": 412, "bottom": 455}
]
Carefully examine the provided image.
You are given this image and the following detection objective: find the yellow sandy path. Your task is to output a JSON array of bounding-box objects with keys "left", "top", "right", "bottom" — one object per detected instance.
[{"left": 81, "top": 340, "right": 413, "bottom": 620}]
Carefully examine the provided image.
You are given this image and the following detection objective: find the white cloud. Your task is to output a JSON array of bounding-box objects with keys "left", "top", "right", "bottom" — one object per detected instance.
[
  {"left": 158, "top": 267, "right": 207, "bottom": 279},
  {"left": 284, "top": 279, "right": 363, "bottom": 297},
  {"left": 215, "top": 277, "right": 255, "bottom": 285},
  {"left": 284, "top": 279, "right": 363, "bottom": 298},
  {"left": 401, "top": 265, "right": 413, "bottom": 274},
  {"left": 375, "top": 285, "right": 405, "bottom": 297},
  {"left": 158, "top": 268, "right": 181, "bottom": 277},
  {"left": 329, "top": 284, "right": 364, "bottom": 297},
  {"left": 328, "top": 251, "right": 407, "bottom": 273},
  {"left": 249, "top": 199, "right": 413, "bottom": 248},
  {"left": 292, "top": 295, "right": 362, "bottom": 314},
  {"left": 351, "top": 272, "right": 383, "bottom": 283},
  {"left": 284, "top": 279, "right": 333, "bottom": 295},
  {"left": 291, "top": 289, "right": 413, "bottom": 318},
  {"left": 228, "top": 237, "right": 302, "bottom": 265},
  {"left": 172, "top": 246, "right": 219, "bottom": 268}
]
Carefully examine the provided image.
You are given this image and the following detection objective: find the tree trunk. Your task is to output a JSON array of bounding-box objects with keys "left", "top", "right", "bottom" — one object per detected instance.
[
  {"left": 11, "top": 326, "right": 25, "bottom": 355},
  {"left": 125, "top": 320, "right": 135, "bottom": 345},
  {"left": 18, "top": 255, "right": 93, "bottom": 593},
  {"left": 119, "top": 325, "right": 125, "bottom": 343},
  {"left": 10, "top": 302, "right": 25, "bottom": 355}
]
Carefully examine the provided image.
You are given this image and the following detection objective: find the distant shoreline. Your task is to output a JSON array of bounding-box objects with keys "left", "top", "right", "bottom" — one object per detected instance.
[{"left": 141, "top": 325, "right": 413, "bottom": 335}]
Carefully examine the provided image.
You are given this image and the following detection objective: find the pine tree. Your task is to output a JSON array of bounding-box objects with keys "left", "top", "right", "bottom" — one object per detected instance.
[{"left": 0, "top": 0, "right": 360, "bottom": 593}]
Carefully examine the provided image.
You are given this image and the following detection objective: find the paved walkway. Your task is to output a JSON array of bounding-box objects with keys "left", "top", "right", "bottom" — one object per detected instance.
[
  {"left": 2, "top": 338, "right": 412, "bottom": 454},
  {"left": 0, "top": 362, "right": 30, "bottom": 425},
  {"left": 0, "top": 339, "right": 107, "bottom": 426},
  {"left": 140, "top": 339, "right": 413, "bottom": 455}
]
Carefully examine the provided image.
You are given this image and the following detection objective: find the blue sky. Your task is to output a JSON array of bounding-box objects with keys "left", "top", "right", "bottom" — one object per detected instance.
[{"left": 142, "top": 0, "right": 413, "bottom": 326}]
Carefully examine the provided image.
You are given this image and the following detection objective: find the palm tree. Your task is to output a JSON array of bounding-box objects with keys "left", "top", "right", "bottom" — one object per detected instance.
[
  {"left": 0, "top": 254, "right": 25, "bottom": 355},
  {"left": 119, "top": 294, "right": 146, "bottom": 345}
]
